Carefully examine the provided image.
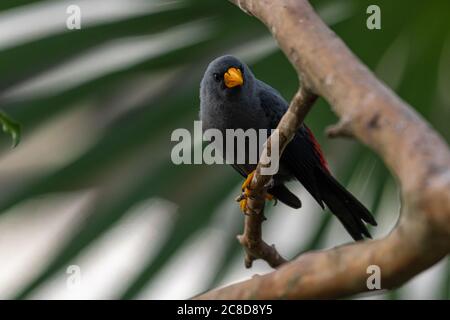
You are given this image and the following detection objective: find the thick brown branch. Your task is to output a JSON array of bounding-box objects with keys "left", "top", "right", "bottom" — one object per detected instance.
[{"left": 196, "top": 0, "right": 450, "bottom": 299}]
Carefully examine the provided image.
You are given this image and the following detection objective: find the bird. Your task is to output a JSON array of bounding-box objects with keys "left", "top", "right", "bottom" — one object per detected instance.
[{"left": 199, "top": 55, "right": 377, "bottom": 240}]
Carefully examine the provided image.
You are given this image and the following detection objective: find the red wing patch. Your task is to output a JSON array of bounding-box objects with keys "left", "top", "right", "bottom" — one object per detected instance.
[{"left": 305, "top": 126, "right": 330, "bottom": 173}]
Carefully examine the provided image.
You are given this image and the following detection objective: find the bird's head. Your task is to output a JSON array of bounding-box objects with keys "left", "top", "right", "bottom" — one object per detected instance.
[{"left": 201, "top": 55, "right": 255, "bottom": 102}]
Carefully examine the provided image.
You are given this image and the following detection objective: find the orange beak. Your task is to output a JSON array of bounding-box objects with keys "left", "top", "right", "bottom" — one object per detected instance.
[{"left": 224, "top": 67, "right": 244, "bottom": 88}]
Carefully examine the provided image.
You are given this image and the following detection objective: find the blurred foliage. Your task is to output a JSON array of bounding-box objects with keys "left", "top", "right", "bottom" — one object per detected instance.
[
  {"left": 0, "top": 111, "right": 20, "bottom": 147},
  {"left": 0, "top": 0, "right": 448, "bottom": 299}
]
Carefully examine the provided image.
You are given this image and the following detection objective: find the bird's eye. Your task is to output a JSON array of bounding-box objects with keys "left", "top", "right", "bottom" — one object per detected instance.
[{"left": 213, "top": 73, "right": 221, "bottom": 82}]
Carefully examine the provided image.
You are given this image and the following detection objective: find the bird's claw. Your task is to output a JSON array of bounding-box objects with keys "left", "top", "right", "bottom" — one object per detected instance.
[
  {"left": 241, "top": 170, "right": 255, "bottom": 192},
  {"left": 238, "top": 187, "right": 253, "bottom": 214},
  {"left": 263, "top": 177, "right": 275, "bottom": 189},
  {"left": 238, "top": 170, "right": 276, "bottom": 214}
]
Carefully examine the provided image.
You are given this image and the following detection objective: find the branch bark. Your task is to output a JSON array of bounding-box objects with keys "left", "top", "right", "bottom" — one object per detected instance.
[
  {"left": 237, "top": 86, "right": 317, "bottom": 268},
  {"left": 196, "top": 0, "right": 450, "bottom": 299}
]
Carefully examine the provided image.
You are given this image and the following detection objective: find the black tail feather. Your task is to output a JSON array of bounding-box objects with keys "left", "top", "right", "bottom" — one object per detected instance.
[
  {"left": 269, "top": 185, "right": 302, "bottom": 209},
  {"left": 315, "top": 167, "right": 377, "bottom": 241}
]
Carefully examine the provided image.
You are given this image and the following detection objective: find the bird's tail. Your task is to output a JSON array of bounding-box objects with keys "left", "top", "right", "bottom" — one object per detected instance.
[
  {"left": 269, "top": 184, "right": 302, "bottom": 209},
  {"left": 315, "top": 167, "right": 377, "bottom": 241}
]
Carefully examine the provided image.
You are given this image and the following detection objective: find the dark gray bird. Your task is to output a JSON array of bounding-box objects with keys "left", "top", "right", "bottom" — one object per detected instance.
[{"left": 199, "top": 55, "right": 377, "bottom": 240}]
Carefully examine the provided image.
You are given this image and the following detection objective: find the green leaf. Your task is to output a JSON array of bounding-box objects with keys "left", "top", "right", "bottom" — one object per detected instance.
[{"left": 0, "top": 110, "right": 20, "bottom": 147}]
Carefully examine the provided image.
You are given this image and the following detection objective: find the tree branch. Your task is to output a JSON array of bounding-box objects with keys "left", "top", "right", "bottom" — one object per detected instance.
[
  {"left": 196, "top": 0, "right": 450, "bottom": 299},
  {"left": 238, "top": 86, "right": 317, "bottom": 268}
]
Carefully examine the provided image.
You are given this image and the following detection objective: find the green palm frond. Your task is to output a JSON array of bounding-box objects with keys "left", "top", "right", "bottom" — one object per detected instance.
[
  {"left": 0, "top": 0, "right": 448, "bottom": 299},
  {"left": 0, "top": 111, "right": 20, "bottom": 147}
]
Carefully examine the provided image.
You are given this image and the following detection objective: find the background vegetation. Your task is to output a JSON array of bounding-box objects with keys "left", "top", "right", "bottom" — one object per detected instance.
[{"left": 0, "top": 0, "right": 448, "bottom": 299}]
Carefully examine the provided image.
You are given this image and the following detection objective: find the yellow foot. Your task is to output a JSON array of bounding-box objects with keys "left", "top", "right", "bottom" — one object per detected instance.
[
  {"left": 241, "top": 170, "right": 255, "bottom": 192},
  {"left": 239, "top": 188, "right": 251, "bottom": 212},
  {"left": 238, "top": 170, "right": 275, "bottom": 213}
]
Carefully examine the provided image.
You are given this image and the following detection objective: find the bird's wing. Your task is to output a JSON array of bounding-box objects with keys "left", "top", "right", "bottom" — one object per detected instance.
[
  {"left": 258, "top": 84, "right": 376, "bottom": 239},
  {"left": 258, "top": 84, "right": 326, "bottom": 207},
  {"left": 282, "top": 130, "right": 326, "bottom": 208}
]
